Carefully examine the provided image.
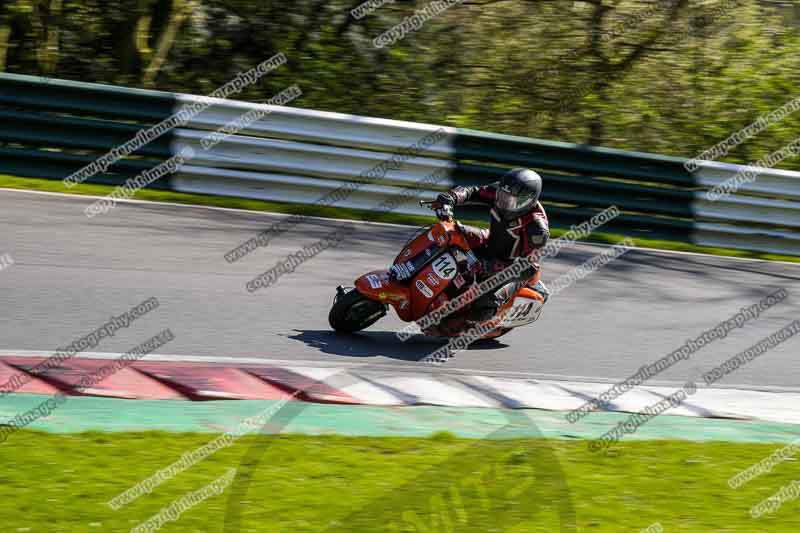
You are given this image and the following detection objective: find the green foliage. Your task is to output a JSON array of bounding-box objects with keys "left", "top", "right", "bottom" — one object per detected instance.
[{"left": 2, "top": 0, "right": 800, "bottom": 169}]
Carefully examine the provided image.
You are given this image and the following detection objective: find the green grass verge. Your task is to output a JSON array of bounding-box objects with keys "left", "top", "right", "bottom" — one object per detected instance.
[
  {"left": 0, "top": 431, "right": 796, "bottom": 532},
  {"left": 2, "top": 174, "right": 799, "bottom": 264}
]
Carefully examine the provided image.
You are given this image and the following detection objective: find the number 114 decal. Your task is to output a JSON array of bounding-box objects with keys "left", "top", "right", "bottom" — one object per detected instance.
[{"left": 432, "top": 253, "right": 457, "bottom": 280}]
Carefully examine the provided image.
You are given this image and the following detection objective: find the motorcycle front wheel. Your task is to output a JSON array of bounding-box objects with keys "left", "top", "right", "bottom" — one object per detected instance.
[{"left": 328, "top": 286, "right": 387, "bottom": 333}]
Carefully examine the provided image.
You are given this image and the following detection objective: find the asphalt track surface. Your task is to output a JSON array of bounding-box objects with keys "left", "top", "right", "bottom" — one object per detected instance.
[{"left": 1, "top": 188, "right": 799, "bottom": 391}]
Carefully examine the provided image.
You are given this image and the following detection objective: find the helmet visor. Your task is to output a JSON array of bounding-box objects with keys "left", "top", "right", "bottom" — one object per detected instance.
[
  {"left": 495, "top": 188, "right": 518, "bottom": 211},
  {"left": 496, "top": 188, "right": 535, "bottom": 217}
]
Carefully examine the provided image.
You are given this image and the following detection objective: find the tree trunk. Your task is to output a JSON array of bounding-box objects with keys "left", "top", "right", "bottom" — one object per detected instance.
[
  {"left": 0, "top": 22, "right": 10, "bottom": 72},
  {"left": 586, "top": 0, "right": 608, "bottom": 145},
  {"left": 142, "top": 0, "right": 190, "bottom": 87},
  {"left": 40, "top": 0, "right": 63, "bottom": 74},
  {"left": 115, "top": 0, "right": 150, "bottom": 80}
]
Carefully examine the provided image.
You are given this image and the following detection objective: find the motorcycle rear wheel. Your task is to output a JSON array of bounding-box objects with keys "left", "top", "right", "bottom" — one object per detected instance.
[{"left": 329, "top": 286, "right": 387, "bottom": 333}]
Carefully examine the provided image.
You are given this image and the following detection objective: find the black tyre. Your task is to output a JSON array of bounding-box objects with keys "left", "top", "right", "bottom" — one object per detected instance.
[{"left": 328, "top": 286, "right": 387, "bottom": 333}]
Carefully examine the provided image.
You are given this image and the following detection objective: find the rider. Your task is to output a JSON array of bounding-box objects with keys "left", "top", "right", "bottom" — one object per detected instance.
[{"left": 435, "top": 167, "right": 550, "bottom": 322}]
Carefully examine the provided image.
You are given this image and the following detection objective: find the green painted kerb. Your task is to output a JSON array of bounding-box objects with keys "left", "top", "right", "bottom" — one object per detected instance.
[{"left": 3, "top": 394, "right": 799, "bottom": 444}]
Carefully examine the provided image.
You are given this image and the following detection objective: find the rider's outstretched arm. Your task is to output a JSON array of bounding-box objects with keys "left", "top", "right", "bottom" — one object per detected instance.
[{"left": 437, "top": 182, "right": 498, "bottom": 207}]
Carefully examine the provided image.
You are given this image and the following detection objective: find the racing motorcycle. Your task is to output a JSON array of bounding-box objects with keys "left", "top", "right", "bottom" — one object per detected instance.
[{"left": 328, "top": 200, "right": 546, "bottom": 339}]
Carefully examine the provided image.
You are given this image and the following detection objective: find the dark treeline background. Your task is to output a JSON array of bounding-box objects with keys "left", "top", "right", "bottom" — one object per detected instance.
[{"left": 2, "top": 0, "right": 799, "bottom": 168}]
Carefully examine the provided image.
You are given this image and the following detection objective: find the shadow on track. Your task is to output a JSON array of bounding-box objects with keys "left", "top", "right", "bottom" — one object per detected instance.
[{"left": 286, "top": 329, "right": 509, "bottom": 361}]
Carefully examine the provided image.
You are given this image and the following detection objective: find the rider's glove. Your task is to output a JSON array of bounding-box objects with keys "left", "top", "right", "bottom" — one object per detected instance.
[{"left": 514, "top": 257, "right": 539, "bottom": 279}]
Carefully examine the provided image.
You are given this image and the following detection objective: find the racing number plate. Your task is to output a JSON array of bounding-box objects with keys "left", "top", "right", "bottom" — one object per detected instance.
[{"left": 501, "top": 299, "right": 544, "bottom": 326}]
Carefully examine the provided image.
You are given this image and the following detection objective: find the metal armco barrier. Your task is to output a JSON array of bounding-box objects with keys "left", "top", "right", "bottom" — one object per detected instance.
[{"left": 1, "top": 72, "right": 799, "bottom": 255}]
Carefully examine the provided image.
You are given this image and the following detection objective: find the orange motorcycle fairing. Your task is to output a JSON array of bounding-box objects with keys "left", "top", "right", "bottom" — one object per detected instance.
[
  {"left": 409, "top": 262, "right": 450, "bottom": 319},
  {"left": 395, "top": 222, "right": 449, "bottom": 264},
  {"left": 394, "top": 220, "right": 474, "bottom": 321},
  {"left": 516, "top": 286, "right": 545, "bottom": 302},
  {"left": 394, "top": 221, "right": 471, "bottom": 266},
  {"left": 354, "top": 270, "right": 414, "bottom": 321}
]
